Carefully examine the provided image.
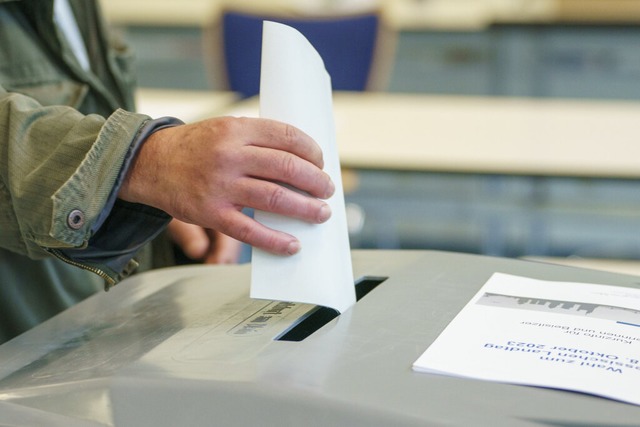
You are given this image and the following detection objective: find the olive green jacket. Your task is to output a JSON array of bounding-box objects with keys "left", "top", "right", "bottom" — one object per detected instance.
[{"left": 0, "top": 0, "right": 174, "bottom": 342}]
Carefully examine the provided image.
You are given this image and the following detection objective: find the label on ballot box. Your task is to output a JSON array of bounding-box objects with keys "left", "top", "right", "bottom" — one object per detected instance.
[{"left": 413, "top": 273, "right": 640, "bottom": 406}]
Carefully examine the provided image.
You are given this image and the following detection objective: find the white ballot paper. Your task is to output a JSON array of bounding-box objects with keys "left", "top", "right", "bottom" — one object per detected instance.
[
  {"left": 250, "top": 22, "right": 355, "bottom": 313},
  {"left": 414, "top": 273, "right": 640, "bottom": 406}
]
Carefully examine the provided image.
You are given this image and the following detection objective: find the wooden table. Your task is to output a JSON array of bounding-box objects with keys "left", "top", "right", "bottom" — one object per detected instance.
[{"left": 226, "top": 92, "right": 640, "bottom": 179}]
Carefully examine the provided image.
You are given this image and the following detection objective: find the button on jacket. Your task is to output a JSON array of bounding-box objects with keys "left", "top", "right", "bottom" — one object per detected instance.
[{"left": 0, "top": 0, "right": 174, "bottom": 342}]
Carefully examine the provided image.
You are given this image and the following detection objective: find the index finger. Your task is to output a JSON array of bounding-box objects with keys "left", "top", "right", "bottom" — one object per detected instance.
[{"left": 239, "top": 117, "right": 325, "bottom": 169}]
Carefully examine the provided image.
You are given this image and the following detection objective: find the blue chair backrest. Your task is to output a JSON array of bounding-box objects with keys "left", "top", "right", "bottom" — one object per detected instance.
[{"left": 222, "top": 11, "right": 380, "bottom": 98}]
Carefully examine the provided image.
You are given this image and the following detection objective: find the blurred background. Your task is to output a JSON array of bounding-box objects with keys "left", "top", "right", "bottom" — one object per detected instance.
[{"left": 101, "top": 0, "right": 640, "bottom": 272}]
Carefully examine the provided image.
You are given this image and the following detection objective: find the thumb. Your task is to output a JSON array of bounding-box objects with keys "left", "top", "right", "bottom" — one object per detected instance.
[{"left": 167, "top": 219, "right": 209, "bottom": 260}]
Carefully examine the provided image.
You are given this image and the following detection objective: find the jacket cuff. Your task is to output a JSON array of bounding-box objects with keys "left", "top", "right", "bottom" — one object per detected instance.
[
  {"left": 59, "top": 116, "right": 183, "bottom": 282},
  {"left": 91, "top": 116, "right": 184, "bottom": 235}
]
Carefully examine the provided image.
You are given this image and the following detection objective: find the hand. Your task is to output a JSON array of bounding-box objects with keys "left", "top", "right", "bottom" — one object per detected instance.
[
  {"left": 119, "top": 117, "right": 335, "bottom": 256},
  {"left": 167, "top": 219, "right": 241, "bottom": 264}
]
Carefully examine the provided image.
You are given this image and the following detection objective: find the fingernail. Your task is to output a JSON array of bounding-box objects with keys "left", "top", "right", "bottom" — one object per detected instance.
[
  {"left": 287, "top": 240, "right": 301, "bottom": 255},
  {"left": 317, "top": 203, "right": 332, "bottom": 223}
]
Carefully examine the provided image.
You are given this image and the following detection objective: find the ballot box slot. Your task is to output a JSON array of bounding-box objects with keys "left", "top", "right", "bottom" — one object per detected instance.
[
  {"left": 354, "top": 276, "right": 387, "bottom": 301},
  {"left": 275, "top": 276, "right": 388, "bottom": 342}
]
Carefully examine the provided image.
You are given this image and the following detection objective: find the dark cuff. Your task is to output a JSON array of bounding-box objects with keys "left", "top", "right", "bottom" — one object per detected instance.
[{"left": 60, "top": 199, "right": 171, "bottom": 279}]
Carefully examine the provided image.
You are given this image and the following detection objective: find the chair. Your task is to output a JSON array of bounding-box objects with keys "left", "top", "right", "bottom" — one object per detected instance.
[{"left": 219, "top": 9, "right": 386, "bottom": 98}]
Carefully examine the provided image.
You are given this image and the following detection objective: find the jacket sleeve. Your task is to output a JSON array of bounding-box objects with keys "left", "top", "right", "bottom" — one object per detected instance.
[{"left": 0, "top": 86, "right": 179, "bottom": 284}]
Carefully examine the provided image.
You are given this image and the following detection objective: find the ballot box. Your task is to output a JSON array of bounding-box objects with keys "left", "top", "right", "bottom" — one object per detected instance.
[{"left": 1, "top": 250, "right": 640, "bottom": 426}]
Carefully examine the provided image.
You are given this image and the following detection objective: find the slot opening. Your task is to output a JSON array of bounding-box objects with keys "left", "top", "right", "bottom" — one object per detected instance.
[{"left": 275, "top": 276, "right": 387, "bottom": 342}]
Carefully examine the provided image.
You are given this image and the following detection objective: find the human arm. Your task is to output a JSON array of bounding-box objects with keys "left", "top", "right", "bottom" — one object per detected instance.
[
  {"left": 0, "top": 88, "right": 156, "bottom": 254},
  {"left": 1, "top": 87, "right": 333, "bottom": 283},
  {"left": 0, "top": 86, "right": 180, "bottom": 283}
]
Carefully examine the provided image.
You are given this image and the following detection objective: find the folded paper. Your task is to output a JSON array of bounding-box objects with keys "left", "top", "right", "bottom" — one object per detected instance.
[{"left": 250, "top": 21, "right": 355, "bottom": 313}]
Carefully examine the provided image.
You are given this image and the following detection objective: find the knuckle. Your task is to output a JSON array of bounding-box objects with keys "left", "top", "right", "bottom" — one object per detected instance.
[
  {"left": 267, "top": 185, "right": 287, "bottom": 212},
  {"left": 211, "top": 117, "right": 242, "bottom": 148},
  {"left": 281, "top": 155, "right": 299, "bottom": 181},
  {"left": 217, "top": 212, "right": 251, "bottom": 243},
  {"left": 233, "top": 223, "right": 253, "bottom": 245},
  {"left": 217, "top": 116, "right": 239, "bottom": 134},
  {"left": 283, "top": 123, "right": 298, "bottom": 147},
  {"left": 263, "top": 235, "right": 285, "bottom": 254}
]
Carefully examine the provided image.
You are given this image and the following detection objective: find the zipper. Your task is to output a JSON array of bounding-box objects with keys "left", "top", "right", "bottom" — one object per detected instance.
[{"left": 48, "top": 248, "right": 116, "bottom": 290}]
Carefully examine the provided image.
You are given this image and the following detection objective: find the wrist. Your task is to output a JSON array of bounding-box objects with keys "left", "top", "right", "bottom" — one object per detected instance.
[{"left": 118, "top": 117, "right": 183, "bottom": 208}]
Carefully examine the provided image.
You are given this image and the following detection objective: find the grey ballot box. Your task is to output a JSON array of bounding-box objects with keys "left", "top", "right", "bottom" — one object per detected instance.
[{"left": 1, "top": 250, "right": 640, "bottom": 426}]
